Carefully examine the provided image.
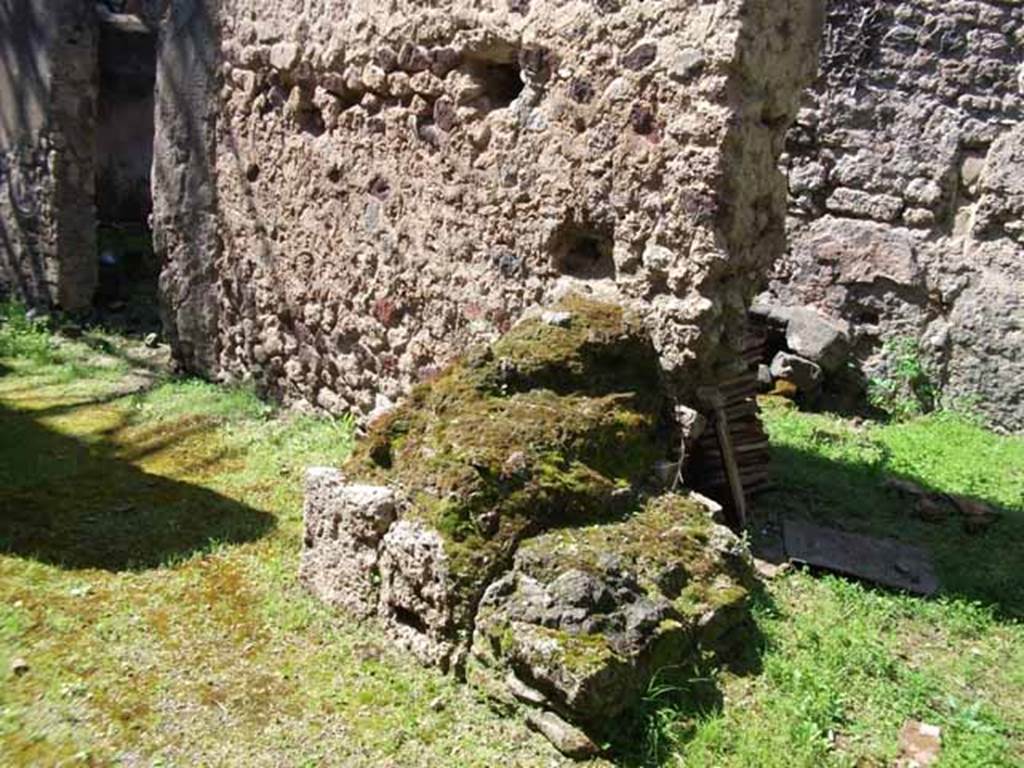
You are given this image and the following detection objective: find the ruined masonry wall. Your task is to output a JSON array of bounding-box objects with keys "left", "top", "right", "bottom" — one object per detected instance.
[
  {"left": 155, "top": 0, "right": 823, "bottom": 416},
  {"left": 0, "top": 0, "right": 98, "bottom": 312},
  {"left": 772, "top": 0, "right": 1024, "bottom": 430}
]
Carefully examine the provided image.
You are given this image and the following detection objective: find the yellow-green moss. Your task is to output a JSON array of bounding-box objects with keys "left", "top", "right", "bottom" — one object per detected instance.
[
  {"left": 345, "top": 296, "right": 670, "bottom": 620},
  {"left": 539, "top": 626, "right": 621, "bottom": 676}
]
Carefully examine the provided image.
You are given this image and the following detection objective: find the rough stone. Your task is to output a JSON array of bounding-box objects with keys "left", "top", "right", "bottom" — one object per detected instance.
[
  {"left": 769, "top": 351, "right": 822, "bottom": 394},
  {"left": 302, "top": 297, "right": 760, "bottom": 751},
  {"left": 524, "top": 709, "right": 599, "bottom": 760},
  {"left": 898, "top": 720, "right": 942, "bottom": 768},
  {"left": 299, "top": 470, "right": 397, "bottom": 619},
  {"left": 785, "top": 308, "right": 850, "bottom": 373},
  {"left": 1, "top": 0, "right": 98, "bottom": 311},
  {"left": 469, "top": 495, "right": 753, "bottom": 734},
  {"left": 150, "top": 0, "right": 825, "bottom": 420}
]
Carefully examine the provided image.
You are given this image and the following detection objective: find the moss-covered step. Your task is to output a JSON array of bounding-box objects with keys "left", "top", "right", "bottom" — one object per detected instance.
[{"left": 468, "top": 493, "right": 755, "bottom": 752}]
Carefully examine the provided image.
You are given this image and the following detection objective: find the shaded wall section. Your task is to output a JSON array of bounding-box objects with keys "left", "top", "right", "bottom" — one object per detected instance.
[
  {"left": 770, "top": 0, "right": 1024, "bottom": 431},
  {"left": 0, "top": 0, "right": 97, "bottom": 311},
  {"left": 152, "top": 0, "right": 221, "bottom": 371},
  {"left": 97, "top": 17, "right": 156, "bottom": 225}
]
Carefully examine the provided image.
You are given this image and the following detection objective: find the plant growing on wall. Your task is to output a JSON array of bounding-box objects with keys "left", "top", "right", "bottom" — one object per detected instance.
[{"left": 867, "top": 336, "right": 937, "bottom": 421}]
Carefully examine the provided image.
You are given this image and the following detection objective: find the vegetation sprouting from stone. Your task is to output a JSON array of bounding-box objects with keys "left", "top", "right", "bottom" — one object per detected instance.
[{"left": 867, "top": 336, "right": 938, "bottom": 421}]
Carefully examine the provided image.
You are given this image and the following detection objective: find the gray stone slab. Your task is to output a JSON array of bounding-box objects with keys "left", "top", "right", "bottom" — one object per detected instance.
[{"left": 783, "top": 518, "right": 939, "bottom": 596}]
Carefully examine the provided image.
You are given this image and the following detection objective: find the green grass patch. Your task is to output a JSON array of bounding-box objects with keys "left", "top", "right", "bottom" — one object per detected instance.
[
  {"left": 759, "top": 399, "right": 1024, "bottom": 616},
  {"left": 0, "top": 315, "right": 1021, "bottom": 766}
]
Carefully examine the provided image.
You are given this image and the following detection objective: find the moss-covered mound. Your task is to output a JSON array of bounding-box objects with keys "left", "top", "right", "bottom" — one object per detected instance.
[
  {"left": 302, "top": 296, "right": 759, "bottom": 755},
  {"left": 343, "top": 297, "right": 670, "bottom": 634}
]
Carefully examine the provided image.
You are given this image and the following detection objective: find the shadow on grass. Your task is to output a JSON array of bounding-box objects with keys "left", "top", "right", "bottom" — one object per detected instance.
[
  {"left": 0, "top": 398, "right": 275, "bottom": 570},
  {"left": 754, "top": 444, "right": 1024, "bottom": 619},
  {"left": 606, "top": 595, "right": 769, "bottom": 766},
  {"left": 77, "top": 332, "right": 170, "bottom": 376}
]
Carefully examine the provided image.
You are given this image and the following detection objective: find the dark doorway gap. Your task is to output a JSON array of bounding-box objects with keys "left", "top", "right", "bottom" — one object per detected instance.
[{"left": 94, "top": 15, "right": 159, "bottom": 333}]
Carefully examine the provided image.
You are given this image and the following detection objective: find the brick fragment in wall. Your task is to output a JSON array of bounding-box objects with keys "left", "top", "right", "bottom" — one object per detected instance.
[
  {"left": 152, "top": 0, "right": 826, "bottom": 419},
  {"left": 772, "top": 0, "right": 1024, "bottom": 432}
]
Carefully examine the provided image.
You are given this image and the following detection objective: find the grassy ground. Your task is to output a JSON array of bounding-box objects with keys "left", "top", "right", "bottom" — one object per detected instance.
[{"left": 1, "top": 308, "right": 1021, "bottom": 766}]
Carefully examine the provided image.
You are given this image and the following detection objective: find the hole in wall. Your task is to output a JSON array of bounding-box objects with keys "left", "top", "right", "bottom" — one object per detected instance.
[
  {"left": 294, "top": 97, "right": 326, "bottom": 137},
  {"left": 550, "top": 221, "right": 617, "bottom": 280},
  {"left": 852, "top": 307, "right": 881, "bottom": 326},
  {"left": 466, "top": 58, "right": 525, "bottom": 111},
  {"left": 415, "top": 116, "right": 442, "bottom": 149},
  {"left": 390, "top": 605, "right": 429, "bottom": 634},
  {"left": 368, "top": 176, "right": 391, "bottom": 200}
]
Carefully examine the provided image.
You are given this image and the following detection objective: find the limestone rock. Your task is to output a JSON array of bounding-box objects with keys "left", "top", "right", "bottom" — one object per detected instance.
[
  {"left": 770, "top": 351, "right": 823, "bottom": 394},
  {"left": 377, "top": 520, "right": 462, "bottom": 670},
  {"left": 897, "top": 720, "right": 942, "bottom": 768},
  {"left": 337, "top": 297, "right": 667, "bottom": 670},
  {"left": 785, "top": 308, "right": 850, "bottom": 373},
  {"left": 299, "top": 470, "right": 396, "bottom": 618}
]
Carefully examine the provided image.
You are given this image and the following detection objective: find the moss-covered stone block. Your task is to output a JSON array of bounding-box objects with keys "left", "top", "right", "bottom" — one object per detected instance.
[
  {"left": 338, "top": 297, "right": 671, "bottom": 669},
  {"left": 468, "top": 494, "right": 755, "bottom": 734},
  {"left": 300, "top": 296, "right": 760, "bottom": 755}
]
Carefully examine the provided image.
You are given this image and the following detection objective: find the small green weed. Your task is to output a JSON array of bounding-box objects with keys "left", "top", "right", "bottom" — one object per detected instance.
[
  {"left": 867, "top": 336, "right": 937, "bottom": 421},
  {"left": 0, "top": 301, "right": 55, "bottom": 362}
]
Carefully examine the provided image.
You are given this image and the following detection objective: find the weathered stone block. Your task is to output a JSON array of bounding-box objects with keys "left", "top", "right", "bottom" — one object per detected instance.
[
  {"left": 770, "top": 351, "right": 823, "bottom": 394},
  {"left": 469, "top": 495, "right": 754, "bottom": 734},
  {"left": 300, "top": 469, "right": 396, "bottom": 618},
  {"left": 302, "top": 298, "right": 762, "bottom": 754},
  {"left": 785, "top": 307, "right": 850, "bottom": 373},
  {"left": 377, "top": 520, "right": 461, "bottom": 670}
]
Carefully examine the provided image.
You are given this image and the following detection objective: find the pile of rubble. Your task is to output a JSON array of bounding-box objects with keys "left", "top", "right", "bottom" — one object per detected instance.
[
  {"left": 750, "top": 300, "right": 853, "bottom": 404},
  {"left": 300, "top": 297, "right": 757, "bottom": 756}
]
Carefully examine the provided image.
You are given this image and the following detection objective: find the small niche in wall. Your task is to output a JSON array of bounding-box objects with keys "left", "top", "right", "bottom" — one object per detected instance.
[
  {"left": 550, "top": 221, "right": 616, "bottom": 280},
  {"left": 462, "top": 49, "right": 525, "bottom": 112},
  {"left": 477, "top": 61, "right": 524, "bottom": 109}
]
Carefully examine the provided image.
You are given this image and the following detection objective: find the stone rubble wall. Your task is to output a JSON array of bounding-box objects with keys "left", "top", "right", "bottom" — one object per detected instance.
[
  {"left": 0, "top": 0, "right": 98, "bottom": 312},
  {"left": 769, "top": 0, "right": 1024, "bottom": 430},
  {"left": 154, "top": 0, "right": 824, "bottom": 417}
]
